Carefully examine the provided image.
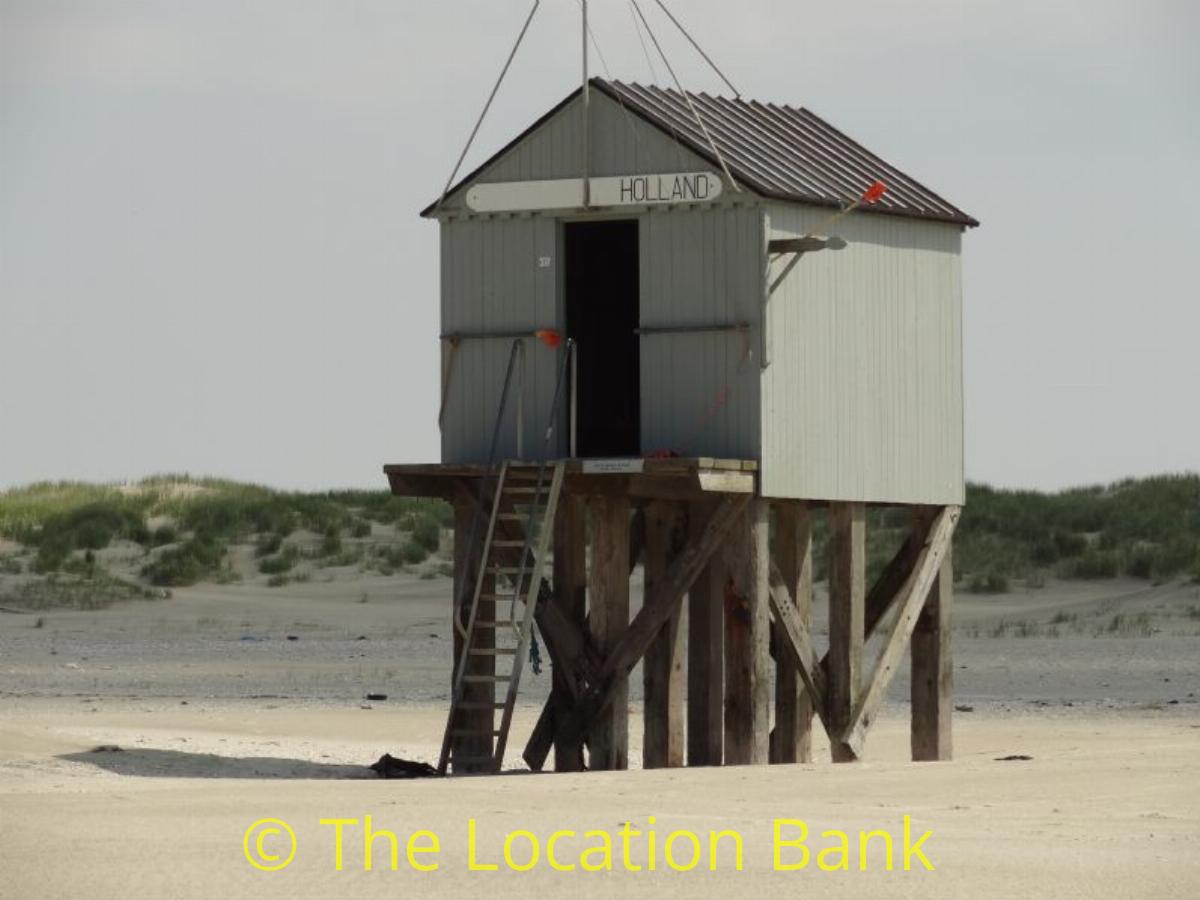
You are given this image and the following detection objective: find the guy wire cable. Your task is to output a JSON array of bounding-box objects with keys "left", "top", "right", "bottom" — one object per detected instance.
[
  {"left": 630, "top": 0, "right": 740, "bottom": 192},
  {"left": 435, "top": 1, "right": 540, "bottom": 211},
  {"left": 653, "top": 0, "right": 741, "bottom": 98}
]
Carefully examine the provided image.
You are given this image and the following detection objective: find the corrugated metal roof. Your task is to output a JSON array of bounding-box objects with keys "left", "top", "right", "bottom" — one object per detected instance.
[{"left": 427, "top": 78, "right": 978, "bottom": 227}]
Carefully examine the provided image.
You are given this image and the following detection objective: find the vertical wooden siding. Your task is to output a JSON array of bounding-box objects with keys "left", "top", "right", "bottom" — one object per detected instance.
[
  {"left": 760, "top": 205, "right": 964, "bottom": 504},
  {"left": 439, "top": 91, "right": 710, "bottom": 211},
  {"left": 639, "top": 205, "right": 763, "bottom": 460},
  {"left": 438, "top": 91, "right": 763, "bottom": 463},
  {"left": 440, "top": 215, "right": 560, "bottom": 463}
]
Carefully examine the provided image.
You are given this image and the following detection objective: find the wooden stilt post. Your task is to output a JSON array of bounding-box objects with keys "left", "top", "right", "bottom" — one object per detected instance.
[
  {"left": 643, "top": 501, "right": 686, "bottom": 768},
  {"left": 452, "top": 497, "right": 494, "bottom": 774},
  {"left": 687, "top": 501, "right": 724, "bottom": 766},
  {"left": 912, "top": 511, "right": 954, "bottom": 761},
  {"left": 828, "top": 502, "right": 865, "bottom": 763},
  {"left": 587, "top": 494, "right": 630, "bottom": 770},
  {"left": 771, "top": 501, "right": 814, "bottom": 764},
  {"left": 552, "top": 493, "right": 587, "bottom": 771},
  {"left": 723, "top": 499, "right": 771, "bottom": 765}
]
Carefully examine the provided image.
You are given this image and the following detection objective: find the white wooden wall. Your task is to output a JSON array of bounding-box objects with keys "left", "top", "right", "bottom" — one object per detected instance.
[{"left": 760, "top": 204, "right": 965, "bottom": 504}]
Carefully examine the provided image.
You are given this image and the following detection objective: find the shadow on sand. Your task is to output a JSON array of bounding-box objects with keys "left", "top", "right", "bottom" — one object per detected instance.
[{"left": 60, "top": 747, "right": 378, "bottom": 780}]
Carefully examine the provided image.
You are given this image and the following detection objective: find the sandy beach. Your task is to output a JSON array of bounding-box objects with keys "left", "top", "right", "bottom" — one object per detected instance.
[{"left": 2, "top": 570, "right": 1198, "bottom": 899}]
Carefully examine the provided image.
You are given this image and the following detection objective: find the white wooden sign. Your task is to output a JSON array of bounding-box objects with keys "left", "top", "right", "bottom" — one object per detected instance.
[
  {"left": 465, "top": 172, "right": 723, "bottom": 213},
  {"left": 581, "top": 458, "right": 645, "bottom": 475}
]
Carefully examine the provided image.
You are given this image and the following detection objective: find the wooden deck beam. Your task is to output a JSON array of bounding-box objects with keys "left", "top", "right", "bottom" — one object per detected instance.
[
  {"left": 912, "top": 513, "right": 955, "bottom": 761},
  {"left": 642, "top": 501, "right": 687, "bottom": 768},
  {"left": 771, "top": 501, "right": 814, "bottom": 764},
  {"left": 550, "top": 494, "right": 587, "bottom": 772},
  {"left": 587, "top": 495, "right": 631, "bottom": 770},
  {"left": 384, "top": 459, "right": 758, "bottom": 504},
  {"left": 722, "top": 500, "right": 771, "bottom": 765},
  {"left": 827, "top": 502, "right": 865, "bottom": 763},
  {"left": 687, "top": 501, "right": 724, "bottom": 767}
]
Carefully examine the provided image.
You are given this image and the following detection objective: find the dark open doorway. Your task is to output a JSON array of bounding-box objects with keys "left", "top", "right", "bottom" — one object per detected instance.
[{"left": 564, "top": 219, "right": 641, "bottom": 458}]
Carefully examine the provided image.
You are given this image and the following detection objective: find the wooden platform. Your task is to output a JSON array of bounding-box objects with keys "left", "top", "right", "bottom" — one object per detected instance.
[
  {"left": 384, "top": 457, "right": 758, "bottom": 502},
  {"left": 386, "top": 457, "right": 958, "bottom": 774}
]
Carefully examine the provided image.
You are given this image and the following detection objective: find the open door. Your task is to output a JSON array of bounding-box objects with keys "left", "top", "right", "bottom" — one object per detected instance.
[{"left": 564, "top": 220, "right": 641, "bottom": 458}]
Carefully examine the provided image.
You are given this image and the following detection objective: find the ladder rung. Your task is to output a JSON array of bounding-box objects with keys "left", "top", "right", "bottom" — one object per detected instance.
[
  {"left": 487, "top": 566, "right": 533, "bottom": 576},
  {"left": 496, "top": 513, "right": 524, "bottom": 521},
  {"left": 491, "top": 540, "right": 530, "bottom": 549},
  {"left": 503, "top": 485, "right": 542, "bottom": 494},
  {"left": 463, "top": 674, "right": 512, "bottom": 682},
  {"left": 468, "top": 648, "right": 517, "bottom": 655}
]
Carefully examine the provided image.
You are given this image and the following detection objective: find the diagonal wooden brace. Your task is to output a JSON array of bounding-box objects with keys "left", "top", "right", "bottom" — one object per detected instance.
[
  {"left": 815, "top": 511, "right": 932, "bottom": 684},
  {"left": 840, "top": 506, "right": 960, "bottom": 756},
  {"left": 523, "top": 504, "right": 650, "bottom": 771},
  {"left": 524, "top": 494, "right": 750, "bottom": 771},
  {"left": 767, "top": 562, "right": 829, "bottom": 731}
]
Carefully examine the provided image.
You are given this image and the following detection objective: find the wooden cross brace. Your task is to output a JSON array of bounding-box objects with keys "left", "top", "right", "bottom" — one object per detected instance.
[
  {"left": 839, "top": 506, "right": 959, "bottom": 756},
  {"left": 523, "top": 493, "right": 751, "bottom": 771},
  {"left": 768, "top": 505, "right": 959, "bottom": 759}
]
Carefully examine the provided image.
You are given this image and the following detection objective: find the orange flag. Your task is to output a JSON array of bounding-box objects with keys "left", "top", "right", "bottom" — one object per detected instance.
[
  {"left": 535, "top": 329, "right": 562, "bottom": 349},
  {"left": 861, "top": 180, "right": 887, "bottom": 204}
]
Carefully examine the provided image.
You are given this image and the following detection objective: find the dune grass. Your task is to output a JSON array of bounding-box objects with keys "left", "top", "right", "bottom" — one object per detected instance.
[
  {"left": 953, "top": 474, "right": 1200, "bottom": 590},
  {"left": 0, "top": 475, "right": 452, "bottom": 593},
  {"left": 0, "top": 571, "right": 162, "bottom": 611},
  {"left": 780, "top": 475, "right": 1200, "bottom": 594},
  {"left": 1, "top": 472, "right": 1196, "bottom": 597}
]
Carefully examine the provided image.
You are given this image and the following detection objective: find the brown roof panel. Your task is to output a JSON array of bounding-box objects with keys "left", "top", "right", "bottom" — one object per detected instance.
[
  {"left": 598, "top": 80, "right": 978, "bottom": 227},
  {"left": 424, "top": 78, "right": 978, "bottom": 228}
]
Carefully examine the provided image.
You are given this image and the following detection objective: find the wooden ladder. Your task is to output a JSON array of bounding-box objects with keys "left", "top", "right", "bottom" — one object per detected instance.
[{"left": 437, "top": 460, "right": 566, "bottom": 775}]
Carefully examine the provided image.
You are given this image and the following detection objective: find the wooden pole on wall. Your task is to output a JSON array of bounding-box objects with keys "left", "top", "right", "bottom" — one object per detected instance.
[
  {"left": 827, "top": 502, "right": 865, "bottom": 763},
  {"left": 912, "top": 510, "right": 954, "bottom": 761},
  {"left": 552, "top": 494, "right": 587, "bottom": 771},
  {"left": 452, "top": 498, "right": 494, "bottom": 773},
  {"left": 687, "top": 500, "right": 724, "bottom": 766},
  {"left": 771, "top": 501, "right": 814, "bottom": 764},
  {"left": 587, "top": 494, "right": 630, "bottom": 769},
  {"left": 723, "top": 499, "right": 771, "bottom": 765},
  {"left": 643, "top": 501, "right": 687, "bottom": 768}
]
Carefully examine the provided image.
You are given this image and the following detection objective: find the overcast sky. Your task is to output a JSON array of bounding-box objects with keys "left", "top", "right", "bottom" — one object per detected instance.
[{"left": 1, "top": 1, "right": 1197, "bottom": 492}]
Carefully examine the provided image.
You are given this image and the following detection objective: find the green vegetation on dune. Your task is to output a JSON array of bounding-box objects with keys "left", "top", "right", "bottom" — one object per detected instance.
[
  {"left": 0, "top": 476, "right": 453, "bottom": 602},
  {"left": 955, "top": 475, "right": 1200, "bottom": 589},
  {"left": 1, "top": 473, "right": 1196, "bottom": 604},
  {"left": 791, "top": 476, "right": 1200, "bottom": 593},
  {"left": 0, "top": 571, "right": 162, "bottom": 611}
]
